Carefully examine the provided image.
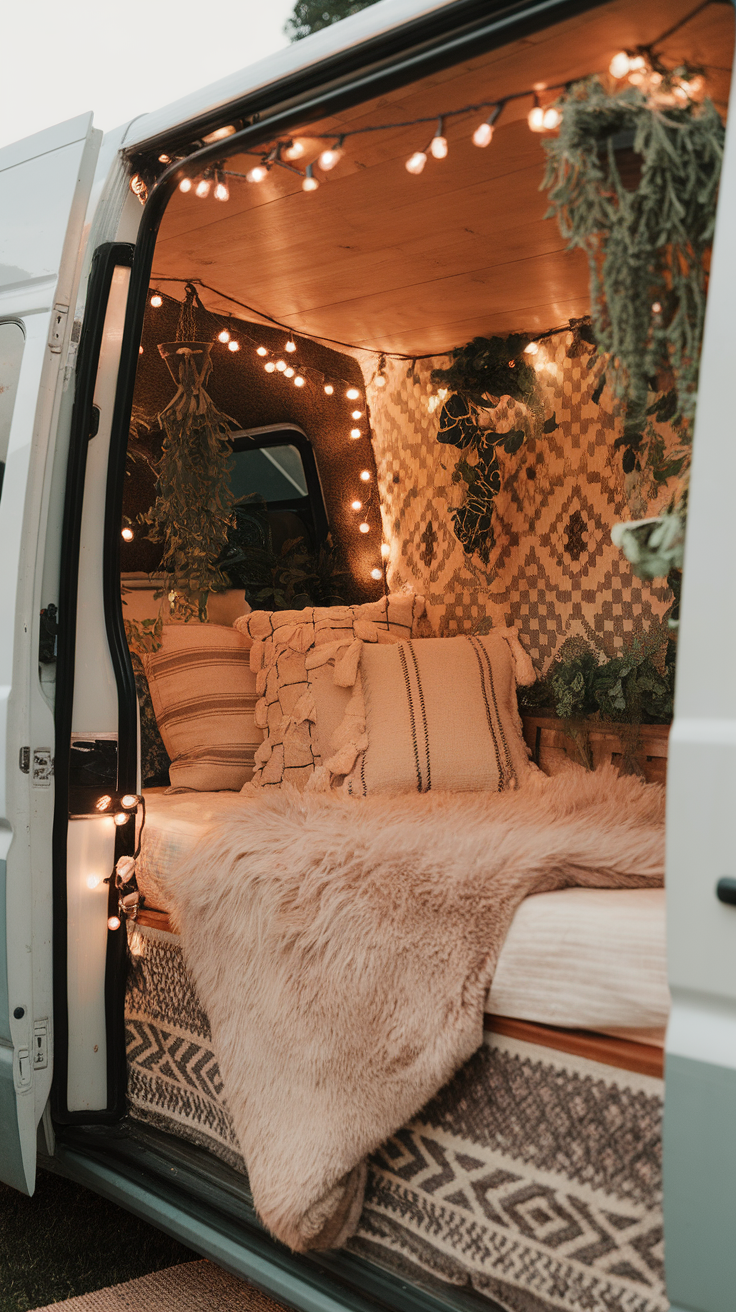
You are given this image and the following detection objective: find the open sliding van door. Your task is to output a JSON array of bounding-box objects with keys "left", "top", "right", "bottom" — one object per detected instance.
[
  {"left": 663, "top": 52, "right": 736, "bottom": 1312},
  {"left": 0, "top": 113, "right": 101, "bottom": 1193}
]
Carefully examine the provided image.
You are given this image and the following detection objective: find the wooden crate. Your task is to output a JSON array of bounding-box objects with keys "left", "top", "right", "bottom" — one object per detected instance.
[{"left": 521, "top": 713, "right": 670, "bottom": 785}]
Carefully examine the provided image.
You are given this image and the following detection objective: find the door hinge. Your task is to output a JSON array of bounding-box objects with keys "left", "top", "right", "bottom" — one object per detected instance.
[
  {"left": 48, "top": 303, "right": 69, "bottom": 353},
  {"left": 39, "top": 603, "right": 58, "bottom": 663}
]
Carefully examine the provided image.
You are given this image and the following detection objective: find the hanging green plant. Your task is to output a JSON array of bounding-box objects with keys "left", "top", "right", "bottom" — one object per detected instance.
[
  {"left": 138, "top": 287, "right": 239, "bottom": 619},
  {"left": 542, "top": 75, "right": 724, "bottom": 489},
  {"left": 430, "top": 334, "right": 546, "bottom": 563}
]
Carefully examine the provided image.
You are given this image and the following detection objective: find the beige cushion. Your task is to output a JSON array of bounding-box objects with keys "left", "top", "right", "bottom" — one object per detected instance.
[
  {"left": 234, "top": 594, "right": 430, "bottom": 790},
  {"left": 316, "top": 632, "right": 531, "bottom": 795},
  {"left": 142, "top": 624, "right": 261, "bottom": 791}
]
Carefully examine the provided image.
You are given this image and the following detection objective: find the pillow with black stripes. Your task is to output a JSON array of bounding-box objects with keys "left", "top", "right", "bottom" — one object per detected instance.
[{"left": 308, "top": 632, "right": 533, "bottom": 796}]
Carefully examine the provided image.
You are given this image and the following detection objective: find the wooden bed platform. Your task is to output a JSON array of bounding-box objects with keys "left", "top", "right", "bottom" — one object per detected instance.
[{"left": 135, "top": 907, "right": 664, "bottom": 1080}]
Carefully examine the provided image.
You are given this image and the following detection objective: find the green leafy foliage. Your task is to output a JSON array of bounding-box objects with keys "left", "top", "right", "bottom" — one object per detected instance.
[
  {"left": 431, "top": 337, "right": 547, "bottom": 563},
  {"left": 285, "top": 0, "right": 378, "bottom": 40},
  {"left": 543, "top": 76, "right": 724, "bottom": 457},
  {"left": 519, "top": 628, "right": 676, "bottom": 725}
]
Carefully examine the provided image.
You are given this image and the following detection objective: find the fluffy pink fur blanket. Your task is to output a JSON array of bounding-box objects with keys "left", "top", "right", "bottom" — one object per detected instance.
[{"left": 157, "top": 767, "right": 664, "bottom": 1253}]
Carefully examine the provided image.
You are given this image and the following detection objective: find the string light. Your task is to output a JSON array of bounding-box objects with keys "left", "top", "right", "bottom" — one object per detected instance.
[
  {"left": 430, "top": 118, "right": 448, "bottom": 159},
  {"left": 374, "top": 373, "right": 387, "bottom": 388},
  {"left": 95, "top": 796, "right": 112, "bottom": 812},
  {"left": 346, "top": 387, "right": 361, "bottom": 400},
  {"left": 228, "top": 339, "right": 240, "bottom": 352},
  {"left": 139, "top": 345, "right": 144, "bottom": 354},
  {"left": 276, "top": 360, "right": 287, "bottom": 371},
  {"left": 381, "top": 543, "right": 390, "bottom": 559},
  {"left": 265, "top": 362, "right": 276, "bottom": 372},
  {"left": 108, "top": 916, "right": 121, "bottom": 931},
  {"left": 121, "top": 795, "right": 139, "bottom": 809},
  {"left": 350, "top": 428, "right": 362, "bottom": 439},
  {"left": 528, "top": 94, "right": 546, "bottom": 132},
  {"left": 351, "top": 499, "right": 362, "bottom": 510},
  {"left": 179, "top": 178, "right": 192, "bottom": 193},
  {"left": 352, "top": 410, "right": 363, "bottom": 419},
  {"left": 284, "top": 367, "right": 295, "bottom": 377},
  {"left": 359, "top": 523, "right": 370, "bottom": 533},
  {"left": 370, "top": 568, "right": 383, "bottom": 580},
  {"left": 318, "top": 136, "right": 344, "bottom": 171},
  {"left": 405, "top": 150, "right": 428, "bottom": 175},
  {"left": 285, "top": 340, "right": 297, "bottom": 352},
  {"left": 158, "top": 153, "right": 172, "bottom": 164},
  {"left": 246, "top": 164, "right": 268, "bottom": 183},
  {"left": 524, "top": 341, "right": 539, "bottom": 355},
  {"left": 214, "top": 174, "right": 230, "bottom": 202},
  {"left": 121, "top": 527, "right": 134, "bottom": 541},
  {"left": 150, "top": 291, "right": 163, "bottom": 307},
  {"left": 542, "top": 105, "right": 562, "bottom": 129},
  {"left": 218, "top": 328, "right": 231, "bottom": 342},
  {"left": 294, "top": 375, "right": 305, "bottom": 387},
  {"left": 86, "top": 875, "right": 102, "bottom": 889},
  {"left": 114, "top": 812, "right": 129, "bottom": 826},
  {"left": 324, "top": 384, "right": 334, "bottom": 395},
  {"left": 473, "top": 103, "right": 503, "bottom": 147},
  {"left": 360, "top": 470, "right": 371, "bottom": 482},
  {"left": 283, "top": 139, "right": 305, "bottom": 160},
  {"left": 302, "top": 164, "right": 319, "bottom": 192},
  {"left": 256, "top": 345, "right": 268, "bottom": 356},
  {"left": 195, "top": 177, "right": 212, "bottom": 198}
]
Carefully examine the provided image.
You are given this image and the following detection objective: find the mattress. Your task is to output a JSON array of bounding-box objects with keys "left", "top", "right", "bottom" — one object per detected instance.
[{"left": 137, "top": 790, "right": 670, "bottom": 1039}]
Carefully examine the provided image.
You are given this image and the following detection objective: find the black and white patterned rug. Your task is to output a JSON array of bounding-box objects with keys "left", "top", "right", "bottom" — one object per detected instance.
[{"left": 125, "top": 924, "right": 666, "bottom": 1312}]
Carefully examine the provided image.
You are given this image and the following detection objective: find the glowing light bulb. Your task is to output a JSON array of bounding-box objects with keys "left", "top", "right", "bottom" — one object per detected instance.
[
  {"left": 406, "top": 150, "right": 427, "bottom": 175},
  {"left": 121, "top": 527, "right": 134, "bottom": 542},
  {"left": 121, "top": 794, "right": 139, "bottom": 809},
  {"left": 542, "top": 106, "right": 561, "bottom": 130},
  {"left": 276, "top": 360, "right": 287, "bottom": 371},
  {"left": 528, "top": 104, "right": 545, "bottom": 132},
  {"left": 524, "top": 341, "right": 539, "bottom": 355},
  {"left": 214, "top": 179, "right": 229, "bottom": 202},
  {"left": 381, "top": 543, "right": 390, "bottom": 559},
  {"left": 346, "top": 387, "right": 360, "bottom": 400},
  {"left": 652, "top": 301, "right": 662, "bottom": 314},
  {"left": 318, "top": 143, "right": 343, "bottom": 171},
  {"left": 86, "top": 874, "right": 101, "bottom": 889},
  {"left": 265, "top": 362, "right": 276, "bottom": 372},
  {"left": 359, "top": 522, "right": 370, "bottom": 534},
  {"left": 150, "top": 292, "right": 162, "bottom": 307},
  {"left": 284, "top": 367, "right": 295, "bottom": 378},
  {"left": 628, "top": 55, "right": 646, "bottom": 71},
  {"left": 139, "top": 346, "right": 144, "bottom": 354},
  {"left": 609, "top": 51, "right": 631, "bottom": 78},
  {"left": 351, "top": 500, "right": 362, "bottom": 511},
  {"left": 179, "top": 178, "right": 192, "bottom": 193},
  {"left": 294, "top": 375, "right": 305, "bottom": 387},
  {"left": 350, "top": 428, "right": 362, "bottom": 439},
  {"left": 324, "top": 384, "right": 334, "bottom": 395},
  {"left": 371, "top": 568, "right": 383, "bottom": 580},
  {"left": 96, "top": 795, "right": 112, "bottom": 812},
  {"left": 285, "top": 340, "right": 297, "bottom": 352},
  {"left": 256, "top": 346, "right": 268, "bottom": 356},
  {"left": 195, "top": 177, "right": 211, "bottom": 198},
  {"left": 374, "top": 374, "right": 386, "bottom": 389},
  {"left": 473, "top": 121, "right": 494, "bottom": 148},
  {"left": 218, "top": 329, "right": 231, "bottom": 343},
  {"left": 159, "top": 153, "right": 171, "bottom": 164},
  {"left": 352, "top": 410, "right": 363, "bottom": 419},
  {"left": 302, "top": 164, "right": 319, "bottom": 192},
  {"left": 202, "top": 125, "right": 236, "bottom": 143},
  {"left": 360, "top": 470, "right": 371, "bottom": 482},
  {"left": 283, "top": 140, "right": 305, "bottom": 160},
  {"left": 114, "top": 812, "right": 128, "bottom": 826},
  {"left": 430, "top": 134, "right": 448, "bottom": 160},
  {"left": 228, "top": 340, "right": 240, "bottom": 352},
  {"left": 107, "top": 916, "right": 121, "bottom": 931},
  {"left": 247, "top": 165, "right": 268, "bottom": 183}
]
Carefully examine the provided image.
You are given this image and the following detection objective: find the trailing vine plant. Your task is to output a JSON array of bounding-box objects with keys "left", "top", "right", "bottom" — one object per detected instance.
[
  {"left": 430, "top": 334, "right": 551, "bottom": 563},
  {"left": 138, "top": 286, "right": 239, "bottom": 619},
  {"left": 542, "top": 74, "right": 724, "bottom": 581}
]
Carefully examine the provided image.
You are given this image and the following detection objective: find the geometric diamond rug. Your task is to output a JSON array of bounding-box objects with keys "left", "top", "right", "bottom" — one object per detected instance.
[
  {"left": 126, "top": 924, "right": 668, "bottom": 1312},
  {"left": 31, "top": 1260, "right": 288, "bottom": 1311}
]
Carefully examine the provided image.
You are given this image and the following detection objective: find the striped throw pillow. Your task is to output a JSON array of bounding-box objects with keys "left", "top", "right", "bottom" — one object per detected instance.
[
  {"left": 317, "top": 633, "right": 531, "bottom": 795},
  {"left": 142, "top": 624, "right": 261, "bottom": 791}
]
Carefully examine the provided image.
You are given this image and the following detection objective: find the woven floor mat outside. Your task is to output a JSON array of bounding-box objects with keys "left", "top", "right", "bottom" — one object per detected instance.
[{"left": 32, "top": 1260, "right": 289, "bottom": 1311}]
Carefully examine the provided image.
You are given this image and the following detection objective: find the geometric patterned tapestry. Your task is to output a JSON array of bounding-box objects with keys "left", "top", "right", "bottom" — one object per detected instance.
[
  {"left": 358, "top": 337, "right": 675, "bottom": 672},
  {"left": 126, "top": 924, "right": 667, "bottom": 1312}
]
